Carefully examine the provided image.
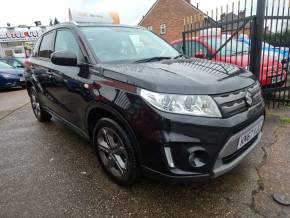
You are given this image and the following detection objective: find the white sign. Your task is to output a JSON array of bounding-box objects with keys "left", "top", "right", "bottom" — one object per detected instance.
[
  {"left": 0, "top": 28, "right": 44, "bottom": 42},
  {"left": 69, "top": 9, "right": 120, "bottom": 24}
]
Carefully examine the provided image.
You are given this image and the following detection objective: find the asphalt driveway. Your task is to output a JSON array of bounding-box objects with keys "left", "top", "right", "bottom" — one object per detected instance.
[{"left": 0, "top": 89, "right": 289, "bottom": 217}]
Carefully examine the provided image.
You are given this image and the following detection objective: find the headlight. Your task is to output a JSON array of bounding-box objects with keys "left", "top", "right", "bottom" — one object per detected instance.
[
  {"left": 140, "top": 89, "right": 222, "bottom": 118},
  {"left": 1, "top": 73, "right": 12, "bottom": 78}
]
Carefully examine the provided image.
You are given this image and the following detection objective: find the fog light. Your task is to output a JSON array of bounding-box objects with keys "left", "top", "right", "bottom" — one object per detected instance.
[{"left": 188, "top": 148, "right": 209, "bottom": 168}]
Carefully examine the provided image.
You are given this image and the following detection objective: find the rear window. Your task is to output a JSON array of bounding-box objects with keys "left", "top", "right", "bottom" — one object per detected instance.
[
  {"left": 205, "top": 36, "right": 249, "bottom": 57},
  {"left": 39, "top": 31, "right": 54, "bottom": 58}
]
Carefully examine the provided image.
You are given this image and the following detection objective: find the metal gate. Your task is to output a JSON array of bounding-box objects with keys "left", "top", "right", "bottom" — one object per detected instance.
[{"left": 182, "top": 0, "right": 290, "bottom": 108}]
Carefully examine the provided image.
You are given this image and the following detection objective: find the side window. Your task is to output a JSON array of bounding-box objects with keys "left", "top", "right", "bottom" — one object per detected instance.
[
  {"left": 184, "top": 41, "right": 208, "bottom": 57},
  {"left": 39, "top": 31, "right": 54, "bottom": 58},
  {"left": 33, "top": 37, "right": 42, "bottom": 57},
  {"left": 54, "top": 29, "right": 84, "bottom": 62}
]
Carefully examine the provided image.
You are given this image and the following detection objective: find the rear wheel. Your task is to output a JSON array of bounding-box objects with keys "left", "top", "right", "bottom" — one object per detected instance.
[
  {"left": 93, "top": 118, "right": 139, "bottom": 186},
  {"left": 30, "top": 87, "right": 51, "bottom": 122}
]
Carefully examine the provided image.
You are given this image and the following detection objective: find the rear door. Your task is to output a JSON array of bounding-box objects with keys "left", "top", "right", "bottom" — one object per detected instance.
[{"left": 31, "top": 30, "right": 57, "bottom": 111}]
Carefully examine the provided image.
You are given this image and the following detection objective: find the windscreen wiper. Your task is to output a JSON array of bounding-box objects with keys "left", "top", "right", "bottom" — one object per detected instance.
[{"left": 134, "top": 56, "right": 172, "bottom": 63}]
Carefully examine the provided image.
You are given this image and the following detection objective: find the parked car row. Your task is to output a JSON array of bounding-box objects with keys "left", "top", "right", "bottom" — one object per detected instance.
[
  {"left": 171, "top": 33, "right": 288, "bottom": 87},
  {"left": 0, "top": 58, "right": 26, "bottom": 89}
]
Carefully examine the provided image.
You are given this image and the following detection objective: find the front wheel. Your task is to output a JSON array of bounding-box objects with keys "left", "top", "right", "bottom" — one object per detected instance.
[
  {"left": 30, "top": 87, "right": 51, "bottom": 122},
  {"left": 93, "top": 118, "right": 139, "bottom": 186}
]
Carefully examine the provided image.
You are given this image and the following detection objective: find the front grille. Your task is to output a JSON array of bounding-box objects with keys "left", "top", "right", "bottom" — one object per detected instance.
[{"left": 213, "top": 82, "right": 263, "bottom": 118}]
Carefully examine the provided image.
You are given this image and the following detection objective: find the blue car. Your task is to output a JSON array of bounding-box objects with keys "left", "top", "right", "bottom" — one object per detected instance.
[{"left": 0, "top": 61, "right": 25, "bottom": 89}]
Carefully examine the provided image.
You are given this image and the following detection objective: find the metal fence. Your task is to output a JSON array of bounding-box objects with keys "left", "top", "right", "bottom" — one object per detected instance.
[{"left": 181, "top": 0, "right": 290, "bottom": 108}]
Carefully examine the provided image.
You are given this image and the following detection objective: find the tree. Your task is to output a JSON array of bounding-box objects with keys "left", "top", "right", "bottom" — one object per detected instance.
[
  {"left": 264, "top": 20, "right": 290, "bottom": 47},
  {"left": 265, "top": 30, "right": 290, "bottom": 47}
]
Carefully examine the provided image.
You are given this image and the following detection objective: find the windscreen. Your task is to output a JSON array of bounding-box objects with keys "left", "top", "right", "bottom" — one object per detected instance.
[{"left": 81, "top": 26, "right": 179, "bottom": 63}]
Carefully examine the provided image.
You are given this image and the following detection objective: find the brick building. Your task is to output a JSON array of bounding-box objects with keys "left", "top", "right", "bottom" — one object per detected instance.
[{"left": 138, "top": 0, "right": 207, "bottom": 42}]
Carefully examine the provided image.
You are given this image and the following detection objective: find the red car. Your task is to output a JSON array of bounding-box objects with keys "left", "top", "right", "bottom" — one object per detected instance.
[{"left": 172, "top": 35, "right": 287, "bottom": 87}]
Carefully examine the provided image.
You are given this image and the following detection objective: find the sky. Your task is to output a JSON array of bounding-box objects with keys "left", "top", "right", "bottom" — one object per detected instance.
[
  {"left": 0, "top": 0, "right": 236, "bottom": 27},
  {"left": 0, "top": 0, "right": 286, "bottom": 27}
]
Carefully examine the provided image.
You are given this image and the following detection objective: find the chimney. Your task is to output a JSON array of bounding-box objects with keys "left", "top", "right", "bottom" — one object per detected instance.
[{"left": 184, "top": 0, "right": 191, "bottom": 4}]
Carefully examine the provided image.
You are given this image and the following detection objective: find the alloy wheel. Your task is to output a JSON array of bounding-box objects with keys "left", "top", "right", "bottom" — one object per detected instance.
[
  {"left": 31, "top": 90, "right": 41, "bottom": 118},
  {"left": 97, "top": 127, "right": 128, "bottom": 178}
]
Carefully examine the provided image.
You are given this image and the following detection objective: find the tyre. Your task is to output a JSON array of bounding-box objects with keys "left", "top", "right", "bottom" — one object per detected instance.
[
  {"left": 93, "top": 118, "right": 139, "bottom": 186},
  {"left": 29, "top": 87, "right": 51, "bottom": 122}
]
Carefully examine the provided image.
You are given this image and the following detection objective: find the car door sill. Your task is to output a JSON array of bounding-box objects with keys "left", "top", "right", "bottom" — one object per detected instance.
[{"left": 43, "top": 106, "right": 90, "bottom": 141}]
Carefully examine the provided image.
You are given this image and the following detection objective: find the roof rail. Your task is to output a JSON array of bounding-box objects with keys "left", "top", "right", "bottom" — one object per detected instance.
[{"left": 56, "top": 21, "right": 78, "bottom": 26}]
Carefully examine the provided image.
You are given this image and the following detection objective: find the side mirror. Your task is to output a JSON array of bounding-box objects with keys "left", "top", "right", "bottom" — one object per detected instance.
[
  {"left": 51, "top": 51, "right": 77, "bottom": 67},
  {"left": 195, "top": 51, "right": 206, "bottom": 59}
]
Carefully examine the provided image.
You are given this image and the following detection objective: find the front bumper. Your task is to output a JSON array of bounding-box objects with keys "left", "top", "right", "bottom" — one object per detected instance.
[
  {"left": 213, "top": 116, "right": 263, "bottom": 177},
  {"left": 0, "top": 78, "right": 24, "bottom": 88},
  {"left": 136, "top": 100, "right": 265, "bottom": 182}
]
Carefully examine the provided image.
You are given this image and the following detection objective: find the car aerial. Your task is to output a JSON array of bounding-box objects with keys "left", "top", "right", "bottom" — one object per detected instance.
[
  {"left": 172, "top": 34, "right": 288, "bottom": 87},
  {"left": 0, "top": 61, "right": 25, "bottom": 89},
  {"left": 25, "top": 20, "right": 265, "bottom": 186}
]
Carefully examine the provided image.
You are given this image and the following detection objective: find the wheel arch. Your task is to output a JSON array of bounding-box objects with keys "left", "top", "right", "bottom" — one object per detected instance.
[{"left": 86, "top": 102, "right": 143, "bottom": 165}]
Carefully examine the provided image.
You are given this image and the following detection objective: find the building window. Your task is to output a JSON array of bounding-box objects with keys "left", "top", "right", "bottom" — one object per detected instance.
[
  {"left": 160, "top": 24, "right": 166, "bottom": 35},
  {"left": 147, "top": 26, "right": 153, "bottom": 31}
]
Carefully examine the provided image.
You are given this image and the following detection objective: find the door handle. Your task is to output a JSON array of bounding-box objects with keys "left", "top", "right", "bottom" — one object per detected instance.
[{"left": 47, "top": 69, "right": 53, "bottom": 78}]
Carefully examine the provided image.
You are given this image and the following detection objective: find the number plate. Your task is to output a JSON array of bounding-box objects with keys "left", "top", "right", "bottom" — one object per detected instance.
[
  {"left": 19, "top": 77, "right": 25, "bottom": 82},
  {"left": 237, "top": 121, "right": 263, "bottom": 150}
]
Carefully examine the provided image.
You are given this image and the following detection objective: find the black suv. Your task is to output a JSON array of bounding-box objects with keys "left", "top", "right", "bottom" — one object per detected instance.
[{"left": 25, "top": 22, "right": 265, "bottom": 186}]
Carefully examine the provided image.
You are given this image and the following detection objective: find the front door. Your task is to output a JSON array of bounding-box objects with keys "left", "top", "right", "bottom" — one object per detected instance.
[{"left": 47, "top": 28, "right": 89, "bottom": 127}]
